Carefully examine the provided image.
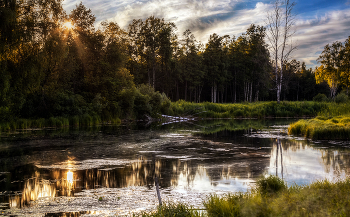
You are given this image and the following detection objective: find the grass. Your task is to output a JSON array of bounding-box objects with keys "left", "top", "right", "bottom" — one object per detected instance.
[
  {"left": 168, "top": 101, "right": 327, "bottom": 119},
  {"left": 137, "top": 203, "right": 203, "bottom": 217},
  {"left": 288, "top": 116, "right": 350, "bottom": 140},
  {"left": 204, "top": 176, "right": 350, "bottom": 217},
  {"left": 139, "top": 176, "right": 350, "bottom": 217},
  {"left": 288, "top": 102, "right": 350, "bottom": 140}
]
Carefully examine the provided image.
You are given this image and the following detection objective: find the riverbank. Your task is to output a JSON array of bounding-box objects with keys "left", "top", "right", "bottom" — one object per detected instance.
[
  {"left": 288, "top": 103, "right": 350, "bottom": 140},
  {"left": 0, "top": 101, "right": 344, "bottom": 135},
  {"left": 139, "top": 176, "right": 350, "bottom": 217},
  {"left": 169, "top": 101, "right": 326, "bottom": 119},
  {"left": 288, "top": 115, "right": 350, "bottom": 140}
]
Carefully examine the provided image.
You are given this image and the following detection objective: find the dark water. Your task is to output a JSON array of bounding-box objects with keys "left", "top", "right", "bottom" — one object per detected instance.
[{"left": 0, "top": 120, "right": 350, "bottom": 216}]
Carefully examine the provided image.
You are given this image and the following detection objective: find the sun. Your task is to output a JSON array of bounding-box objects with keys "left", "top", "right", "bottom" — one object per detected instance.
[{"left": 63, "top": 21, "right": 73, "bottom": 30}]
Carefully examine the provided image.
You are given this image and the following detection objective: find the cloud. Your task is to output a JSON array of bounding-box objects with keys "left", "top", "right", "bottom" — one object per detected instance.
[
  {"left": 108, "top": 0, "right": 270, "bottom": 43},
  {"left": 292, "top": 9, "right": 350, "bottom": 68},
  {"left": 61, "top": 0, "right": 350, "bottom": 69}
]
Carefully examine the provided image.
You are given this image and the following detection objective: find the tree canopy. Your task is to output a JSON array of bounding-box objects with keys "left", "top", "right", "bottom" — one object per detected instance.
[{"left": 0, "top": 0, "right": 345, "bottom": 122}]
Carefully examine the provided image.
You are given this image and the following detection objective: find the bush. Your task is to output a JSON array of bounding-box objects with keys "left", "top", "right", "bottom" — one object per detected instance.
[
  {"left": 313, "top": 93, "right": 328, "bottom": 102},
  {"left": 134, "top": 91, "right": 151, "bottom": 119},
  {"left": 256, "top": 175, "right": 287, "bottom": 195},
  {"left": 335, "top": 93, "right": 348, "bottom": 103},
  {"left": 118, "top": 88, "right": 136, "bottom": 118},
  {"left": 139, "top": 203, "right": 201, "bottom": 217}
]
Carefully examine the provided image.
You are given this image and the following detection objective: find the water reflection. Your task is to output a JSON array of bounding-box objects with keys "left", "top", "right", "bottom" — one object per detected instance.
[
  {"left": 268, "top": 139, "right": 350, "bottom": 185},
  {"left": 8, "top": 171, "right": 56, "bottom": 208},
  {"left": 2, "top": 122, "right": 350, "bottom": 215}
]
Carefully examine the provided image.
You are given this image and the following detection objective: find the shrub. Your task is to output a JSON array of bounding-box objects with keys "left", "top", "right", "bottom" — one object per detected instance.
[
  {"left": 256, "top": 175, "right": 287, "bottom": 195},
  {"left": 139, "top": 202, "right": 201, "bottom": 217},
  {"left": 335, "top": 93, "right": 348, "bottom": 103},
  {"left": 118, "top": 88, "right": 136, "bottom": 118},
  {"left": 80, "top": 113, "right": 92, "bottom": 126},
  {"left": 70, "top": 116, "right": 80, "bottom": 127},
  {"left": 133, "top": 91, "right": 151, "bottom": 119},
  {"left": 313, "top": 93, "right": 328, "bottom": 102}
]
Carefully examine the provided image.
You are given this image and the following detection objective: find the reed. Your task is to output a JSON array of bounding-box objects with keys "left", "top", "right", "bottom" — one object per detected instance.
[
  {"left": 139, "top": 176, "right": 350, "bottom": 217},
  {"left": 288, "top": 114, "right": 350, "bottom": 140},
  {"left": 204, "top": 176, "right": 350, "bottom": 217},
  {"left": 168, "top": 101, "right": 326, "bottom": 119}
]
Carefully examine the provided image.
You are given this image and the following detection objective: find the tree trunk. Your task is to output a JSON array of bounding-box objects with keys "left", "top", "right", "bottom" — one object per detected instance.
[
  {"left": 255, "top": 90, "right": 259, "bottom": 102},
  {"left": 249, "top": 82, "right": 253, "bottom": 103},
  {"left": 185, "top": 81, "right": 187, "bottom": 101}
]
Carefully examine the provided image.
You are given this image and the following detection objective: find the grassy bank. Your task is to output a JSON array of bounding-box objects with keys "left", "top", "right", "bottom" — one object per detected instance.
[
  {"left": 288, "top": 103, "right": 350, "bottom": 140},
  {"left": 0, "top": 101, "right": 343, "bottom": 134},
  {"left": 168, "top": 101, "right": 326, "bottom": 119},
  {"left": 288, "top": 115, "right": 350, "bottom": 140},
  {"left": 139, "top": 176, "right": 350, "bottom": 217}
]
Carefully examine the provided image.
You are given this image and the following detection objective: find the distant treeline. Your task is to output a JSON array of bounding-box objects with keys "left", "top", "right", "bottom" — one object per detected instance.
[{"left": 0, "top": 1, "right": 340, "bottom": 122}]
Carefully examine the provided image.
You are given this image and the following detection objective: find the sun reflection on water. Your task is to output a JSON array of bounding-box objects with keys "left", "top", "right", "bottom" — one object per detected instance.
[{"left": 67, "top": 171, "right": 73, "bottom": 184}]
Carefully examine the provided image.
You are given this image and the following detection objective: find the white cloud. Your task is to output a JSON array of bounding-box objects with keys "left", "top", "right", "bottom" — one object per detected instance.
[
  {"left": 62, "top": 0, "right": 350, "bottom": 69},
  {"left": 292, "top": 9, "right": 350, "bottom": 68}
]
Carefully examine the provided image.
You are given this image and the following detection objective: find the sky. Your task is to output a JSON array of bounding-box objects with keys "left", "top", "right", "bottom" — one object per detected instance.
[{"left": 62, "top": 0, "right": 350, "bottom": 69}]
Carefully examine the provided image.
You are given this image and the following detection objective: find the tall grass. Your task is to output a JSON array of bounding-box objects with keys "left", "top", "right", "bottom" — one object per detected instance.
[
  {"left": 203, "top": 176, "right": 350, "bottom": 216},
  {"left": 137, "top": 203, "right": 203, "bottom": 217},
  {"left": 168, "top": 101, "right": 327, "bottom": 119},
  {"left": 288, "top": 102, "right": 350, "bottom": 140},
  {"left": 288, "top": 116, "right": 350, "bottom": 140},
  {"left": 138, "top": 176, "right": 350, "bottom": 217}
]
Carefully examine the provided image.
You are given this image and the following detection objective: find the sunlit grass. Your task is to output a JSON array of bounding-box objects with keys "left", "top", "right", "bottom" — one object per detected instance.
[
  {"left": 204, "top": 177, "right": 350, "bottom": 216},
  {"left": 288, "top": 102, "right": 350, "bottom": 140},
  {"left": 288, "top": 115, "right": 350, "bottom": 140},
  {"left": 139, "top": 176, "right": 350, "bottom": 217}
]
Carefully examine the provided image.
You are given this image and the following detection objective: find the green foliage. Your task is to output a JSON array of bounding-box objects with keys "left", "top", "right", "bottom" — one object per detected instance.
[
  {"left": 256, "top": 175, "right": 287, "bottom": 195},
  {"left": 335, "top": 92, "right": 348, "bottom": 103},
  {"left": 168, "top": 101, "right": 326, "bottom": 119},
  {"left": 203, "top": 177, "right": 350, "bottom": 217},
  {"left": 118, "top": 88, "right": 136, "bottom": 118},
  {"left": 133, "top": 90, "right": 152, "bottom": 119},
  {"left": 138, "top": 203, "right": 203, "bottom": 217},
  {"left": 288, "top": 113, "right": 350, "bottom": 140},
  {"left": 0, "top": 0, "right": 346, "bottom": 127},
  {"left": 313, "top": 93, "right": 329, "bottom": 102}
]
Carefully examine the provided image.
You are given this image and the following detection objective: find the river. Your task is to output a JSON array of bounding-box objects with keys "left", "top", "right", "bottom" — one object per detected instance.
[{"left": 1, "top": 119, "right": 350, "bottom": 216}]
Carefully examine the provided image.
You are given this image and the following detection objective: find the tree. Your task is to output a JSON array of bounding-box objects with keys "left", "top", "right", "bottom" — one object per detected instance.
[
  {"left": 178, "top": 30, "right": 205, "bottom": 102},
  {"left": 266, "top": 0, "right": 297, "bottom": 103},
  {"left": 203, "top": 33, "right": 230, "bottom": 103},
  {"left": 316, "top": 41, "right": 343, "bottom": 99},
  {"left": 340, "top": 36, "right": 350, "bottom": 94}
]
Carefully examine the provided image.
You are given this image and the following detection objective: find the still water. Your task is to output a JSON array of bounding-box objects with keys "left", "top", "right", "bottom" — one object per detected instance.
[{"left": 1, "top": 119, "right": 350, "bottom": 216}]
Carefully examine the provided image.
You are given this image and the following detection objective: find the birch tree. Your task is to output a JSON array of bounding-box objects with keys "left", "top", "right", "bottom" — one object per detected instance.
[
  {"left": 316, "top": 42, "right": 343, "bottom": 99},
  {"left": 266, "top": 0, "right": 297, "bottom": 103}
]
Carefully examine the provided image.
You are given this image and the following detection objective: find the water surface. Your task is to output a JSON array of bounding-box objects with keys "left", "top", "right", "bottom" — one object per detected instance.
[{"left": 1, "top": 120, "right": 350, "bottom": 216}]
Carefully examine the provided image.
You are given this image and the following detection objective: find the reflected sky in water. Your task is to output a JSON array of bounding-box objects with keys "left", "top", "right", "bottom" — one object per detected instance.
[{"left": 1, "top": 120, "right": 350, "bottom": 215}]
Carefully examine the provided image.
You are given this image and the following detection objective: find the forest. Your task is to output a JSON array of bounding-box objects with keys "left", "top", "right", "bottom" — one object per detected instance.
[{"left": 0, "top": 0, "right": 349, "bottom": 123}]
